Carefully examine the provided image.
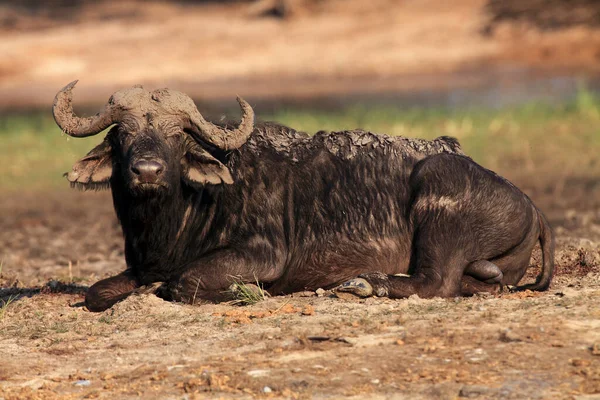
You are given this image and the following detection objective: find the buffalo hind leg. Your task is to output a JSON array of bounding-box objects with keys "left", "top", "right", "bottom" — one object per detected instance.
[
  {"left": 460, "top": 275, "right": 501, "bottom": 296},
  {"left": 461, "top": 261, "right": 503, "bottom": 296},
  {"left": 339, "top": 176, "right": 472, "bottom": 299},
  {"left": 338, "top": 264, "right": 463, "bottom": 299},
  {"left": 339, "top": 261, "right": 502, "bottom": 299},
  {"left": 464, "top": 260, "right": 503, "bottom": 284},
  {"left": 85, "top": 270, "right": 140, "bottom": 312}
]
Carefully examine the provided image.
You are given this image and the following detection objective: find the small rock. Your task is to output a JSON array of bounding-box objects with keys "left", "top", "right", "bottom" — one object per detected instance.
[
  {"left": 406, "top": 294, "right": 421, "bottom": 304},
  {"left": 21, "top": 379, "right": 45, "bottom": 390},
  {"left": 292, "top": 291, "right": 315, "bottom": 298},
  {"left": 499, "top": 328, "right": 522, "bottom": 342},
  {"left": 301, "top": 305, "right": 315, "bottom": 316},
  {"left": 87, "top": 253, "right": 103, "bottom": 262},
  {"left": 73, "top": 380, "right": 91, "bottom": 387},
  {"left": 371, "top": 379, "right": 380, "bottom": 384},
  {"left": 263, "top": 386, "right": 272, "bottom": 393},
  {"left": 459, "top": 385, "right": 496, "bottom": 398},
  {"left": 465, "top": 348, "right": 488, "bottom": 363},
  {"left": 364, "top": 297, "right": 378, "bottom": 305},
  {"left": 570, "top": 358, "right": 591, "bottom": 367},
  {"left": 574, "top": 395, "right": 600, "bottom": 400},
  {"left": 555, "top": 288, "right": 579, "bottom": 297},
  {"left": 592, "top": 342, "right": 600, "bottom": 356},
  {"left": 315, "top": 288, "right": 326, "bottom": 297},
  {"left": 247, "top": 369, "right": 270, "bottom": 378}
]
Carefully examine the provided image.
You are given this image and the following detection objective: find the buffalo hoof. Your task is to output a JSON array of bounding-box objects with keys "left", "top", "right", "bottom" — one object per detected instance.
[
  {"left": 338, "top": 271, "right": 393, "bottom": 298},
  {"left": 156, "top": 281, "right": 191, "bottom": 304},
  {"left": 337, "top": 278, "right": 374, "bottom": 298},
  {"left": 134, "top": 282, "right": 164, "bottom": 295}
]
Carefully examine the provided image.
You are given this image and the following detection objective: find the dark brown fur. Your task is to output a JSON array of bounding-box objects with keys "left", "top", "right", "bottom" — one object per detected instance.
[
  {"left": 55, "top": 86, "right": 554, "bottom": 311},
  {"left": 67, "top": 123, "right": 554, "bottom": 311}
]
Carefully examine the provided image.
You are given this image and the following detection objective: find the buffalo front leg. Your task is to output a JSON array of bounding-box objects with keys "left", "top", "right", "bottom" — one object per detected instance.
[
  {"left": 159, "top": 250, "right": 283, "bottom": 305},
  {"left": 85, "top": 270, "right": 140, "bottom": 312}
]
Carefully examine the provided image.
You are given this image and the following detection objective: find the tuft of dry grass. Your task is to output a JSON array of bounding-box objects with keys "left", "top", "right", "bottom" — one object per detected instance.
[{"left": 227, "top": 277, "right": 268, "bottom": 306}]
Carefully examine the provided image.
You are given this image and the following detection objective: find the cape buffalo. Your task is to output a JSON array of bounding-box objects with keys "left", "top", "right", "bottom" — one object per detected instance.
[{"left": 52, "top": 81, "right": 554, "bottom": 312}]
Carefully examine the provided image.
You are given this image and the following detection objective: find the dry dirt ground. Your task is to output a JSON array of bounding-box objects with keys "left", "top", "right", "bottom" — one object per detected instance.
[
  {"left": 3, "top": 0, "right": 600, "bottom": 109},
  {"left": 0, "top": 188, "right": 599, "bottom": 399}
]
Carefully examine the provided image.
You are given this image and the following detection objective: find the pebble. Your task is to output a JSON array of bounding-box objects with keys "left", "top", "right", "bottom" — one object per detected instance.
[
  {"left": 459, "top": 385, "right": 495, "bottom": 398},
  {"left": 21, "top": 379, "right": 45, "bottom": 390},
  {"left": 247, "top": 369, "right": 270, "bottom": 378},
  {"left": 556, "top": 288, "right": 579, "bottom": 297},
  {"left": 73, "top": 380, "right": 91, "bottom": 387},
  {"left": 499, "top": 328, "right": 522, "bottom": 343},
  {"left": 315, "top": 288, "right": 326, "bottom": 297},
  {"left": 574, "top": 394, "right": 600, "bottom": 400},
  {"left": 263, "top": 386, "right": 272, "bottom": 393},
  {"left": 292, "top": 291, "right": 315, "bottom": 298}
]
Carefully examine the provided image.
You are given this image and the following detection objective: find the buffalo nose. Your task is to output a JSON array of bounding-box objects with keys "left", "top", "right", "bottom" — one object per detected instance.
[{"left": 131, "top": 160, "right": 164, "bottom": 183}]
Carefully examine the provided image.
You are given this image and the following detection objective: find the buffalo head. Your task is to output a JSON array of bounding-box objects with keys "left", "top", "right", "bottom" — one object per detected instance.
[{"left": 52, "top": 81, "right": 254, "bottom": 195}]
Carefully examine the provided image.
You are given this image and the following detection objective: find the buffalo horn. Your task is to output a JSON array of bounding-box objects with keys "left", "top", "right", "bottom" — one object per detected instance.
[
  {"left": 185, "top": 97, "right": 255, "bottom": 150},
  {"left": 52, "top": 80, "right": 121, "bottom": 138}
]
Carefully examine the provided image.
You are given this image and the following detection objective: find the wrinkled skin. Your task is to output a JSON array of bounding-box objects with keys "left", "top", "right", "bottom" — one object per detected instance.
[{"left": 54, "top": 83, "right": 555, "bottom": 312}]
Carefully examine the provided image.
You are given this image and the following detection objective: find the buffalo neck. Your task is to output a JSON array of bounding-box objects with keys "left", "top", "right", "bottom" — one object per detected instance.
[
  {"left": 111, "top": 177, "right": 234, "bottom": 282},
  {"left": 111, "top": 181, "right": 191, "bottom": 279}
]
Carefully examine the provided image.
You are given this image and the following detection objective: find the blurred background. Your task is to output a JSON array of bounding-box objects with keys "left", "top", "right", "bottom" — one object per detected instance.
[{"left": 1, "top": 0, "right": 600, "bottom": 284}]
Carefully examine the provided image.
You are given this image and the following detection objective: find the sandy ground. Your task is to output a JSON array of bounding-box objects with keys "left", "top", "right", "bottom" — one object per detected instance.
[
  {"left": 0, "top": 186, "right": 599, "bottom": 399},
  {"left": 1, "top": 2, "right": 600, "bottom": 398},
  {"left": 2, "top": 0, "right": 600, "bottom": 110}
]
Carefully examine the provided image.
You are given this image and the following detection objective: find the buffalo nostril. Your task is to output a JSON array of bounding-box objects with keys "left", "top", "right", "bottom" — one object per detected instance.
[{"left": 131, "top": 160, "right": 164, "bottom": 183}]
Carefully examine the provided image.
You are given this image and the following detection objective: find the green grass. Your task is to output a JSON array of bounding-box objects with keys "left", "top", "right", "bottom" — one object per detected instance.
[
  {"left": 1, "top": 88, "right": 600, "bottom": 190},
  {"left": 0, "top": 112, "right": 104, "bottom": 190}
]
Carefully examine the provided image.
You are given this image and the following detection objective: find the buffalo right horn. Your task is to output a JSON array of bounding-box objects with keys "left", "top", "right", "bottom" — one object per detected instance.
[
  {"left": 53, "top": 80, "right": 122, "bottom": 138},
  {"left": 184, "top": 96, "right": 255, "bottom": 151}
]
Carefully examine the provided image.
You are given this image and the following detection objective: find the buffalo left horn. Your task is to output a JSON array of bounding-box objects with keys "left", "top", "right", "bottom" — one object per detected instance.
[{"left": 53, "top": 80, "right": 123, "bottom": 138}]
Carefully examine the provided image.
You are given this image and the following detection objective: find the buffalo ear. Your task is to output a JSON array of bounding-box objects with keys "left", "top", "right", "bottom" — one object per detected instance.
[
  {"left": 183, "top": 146, "right": 233, "bottom": 186},
  {"left": 66, "top": 139, "right": 113, "bottom": 190}
]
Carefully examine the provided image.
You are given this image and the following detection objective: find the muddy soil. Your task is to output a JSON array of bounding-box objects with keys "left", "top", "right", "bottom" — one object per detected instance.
[{"left": 0, "top": 185, "right": 599, "bottom": 399}]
